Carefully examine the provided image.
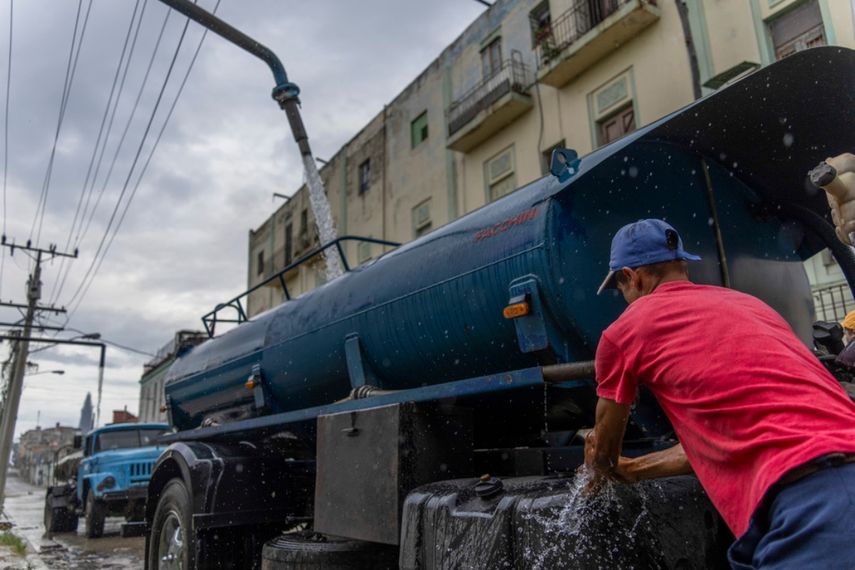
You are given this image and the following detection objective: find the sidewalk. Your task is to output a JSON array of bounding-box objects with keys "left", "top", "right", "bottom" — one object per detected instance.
[{"left": 2, "top": 470, "right": 143, "bottom": 569}]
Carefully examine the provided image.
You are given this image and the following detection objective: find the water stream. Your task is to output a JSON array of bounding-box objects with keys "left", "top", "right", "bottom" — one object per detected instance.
[{"left": 301, "top": 154, "right": 344, "bottom": 281}]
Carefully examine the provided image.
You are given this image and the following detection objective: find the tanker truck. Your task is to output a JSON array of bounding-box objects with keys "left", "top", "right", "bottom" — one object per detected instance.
[{"left": 144, "top": 47, "right": 855, "bottom": 569}]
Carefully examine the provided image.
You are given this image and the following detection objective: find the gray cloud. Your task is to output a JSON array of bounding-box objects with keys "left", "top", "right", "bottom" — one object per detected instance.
[{"left": 1, "top": 0, "right": 484, "bottom": 437}]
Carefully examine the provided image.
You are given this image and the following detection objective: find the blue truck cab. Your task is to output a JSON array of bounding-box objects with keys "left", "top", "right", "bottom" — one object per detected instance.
[{"left": 45, "top": 422, "right": 170, "bottom": 538}]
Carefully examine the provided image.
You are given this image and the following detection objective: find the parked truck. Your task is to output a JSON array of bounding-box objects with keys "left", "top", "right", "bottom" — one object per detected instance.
[
  {"left": 143, "top": 47, "right": 855, "bottom": 569},
  {"left": 45, "top": 422, "right": 169, "bottom": 538}
]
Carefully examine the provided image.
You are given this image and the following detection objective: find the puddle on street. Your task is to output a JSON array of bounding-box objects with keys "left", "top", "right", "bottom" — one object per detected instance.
[{"left": 3, "top": 473, "right": 144, "bottom": 569}]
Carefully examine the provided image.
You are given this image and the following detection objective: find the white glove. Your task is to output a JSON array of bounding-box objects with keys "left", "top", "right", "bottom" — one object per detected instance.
[{"left": 812, "top": 153, "right": 855, "bottom": 246}]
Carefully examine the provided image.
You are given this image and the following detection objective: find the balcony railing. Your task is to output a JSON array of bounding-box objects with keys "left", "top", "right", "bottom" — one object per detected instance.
[
  {"left": 534, "top": 0, "right": 658, "bottom": 82},
  {"left": 814, "top": 282, "right": 854, "bottom": 323},
  {"left": 447, "top": 58, "right": 531, "bottom": 137},
  {"left": 536, "top": 0, "right": 624, "bottom": 66}
]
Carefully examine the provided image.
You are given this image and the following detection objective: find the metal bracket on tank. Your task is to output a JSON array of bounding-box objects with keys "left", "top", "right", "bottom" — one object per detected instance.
[
  {"left": 344, "top": 333, "right": 376, "bottom": 390},
  {"left": 507, "top": 276, "right": 551, "bottom": 353},
  {"left": 248, "top": 364, "right": 266, "bottom": 410},
  {"left": 549, "top": 148, "right": 581, "bottom": 183}
]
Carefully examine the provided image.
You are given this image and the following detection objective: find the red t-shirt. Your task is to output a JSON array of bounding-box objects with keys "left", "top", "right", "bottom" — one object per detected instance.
[{"left": 596, "top": 280, "right": 855, "bottom": 537}]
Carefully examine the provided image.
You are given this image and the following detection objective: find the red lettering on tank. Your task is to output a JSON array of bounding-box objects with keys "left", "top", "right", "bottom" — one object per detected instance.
[{"left": 474, "top": 207, "right": 539, "bottom": 241}]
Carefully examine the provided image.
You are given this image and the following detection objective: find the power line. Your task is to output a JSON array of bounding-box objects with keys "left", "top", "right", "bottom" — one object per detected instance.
[
  {"left": 29, "top": 0, "right": 92, "bottom": 248},
  {"left": 73, "top": 0, "right": 224, "bottom": 318},
  {"left": 48, "top": 0, "right": 145, "bottom": 305},
  {"left": 33, "top": 325, "right": 155, "bottom": 358},
  {"left": 51, "top": 1, "right": 166, "bottom": 307},
  {"left": 63, "top": 7, "right": 196, "bottom": 314},
  {"left": 0, "top": 0, "right": 13, "bottom": 301},
  {"left": 72, "top": 7, "right": 172, "bottom": 252}
]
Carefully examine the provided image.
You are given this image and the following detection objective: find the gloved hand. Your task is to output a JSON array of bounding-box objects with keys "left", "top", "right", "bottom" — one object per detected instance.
[{"left": 811, "top": 153, "right": 855, "bottom": 246}]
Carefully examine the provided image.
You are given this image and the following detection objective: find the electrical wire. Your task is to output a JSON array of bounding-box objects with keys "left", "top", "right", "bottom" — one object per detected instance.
[
  {"left": 51, "top": 1, "right": 167, "bottom": 307},
  {"left": 63, "top": 2, "right": 213, "bottom": 318},
  {"left": 29, "top": 0, "right": 92, "bottom": 248},
  {"left": 73, "top": 0, "right": 224, "bottom": 316},
  {"left": 0, "top": 0, "right": 12, "bottom": 301},
  {"left": 31, "top": 325, "right": 155, "bottom": 358},
  {"left": 48, "top": 0, "right": 145, "bottom": 305},
  {"left": 73, "top": 7, "right": 172, "bottom": 251}
]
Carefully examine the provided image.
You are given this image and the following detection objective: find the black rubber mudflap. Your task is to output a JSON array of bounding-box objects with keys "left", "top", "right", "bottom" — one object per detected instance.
[{"left": 261, "top": 532, "right": 398, "bottom": 570}]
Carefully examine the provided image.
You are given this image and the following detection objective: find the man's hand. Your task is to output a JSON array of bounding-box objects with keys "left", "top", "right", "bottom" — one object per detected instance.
[{"left": 582, "top": 398, "right": 631, "bottom": 492}]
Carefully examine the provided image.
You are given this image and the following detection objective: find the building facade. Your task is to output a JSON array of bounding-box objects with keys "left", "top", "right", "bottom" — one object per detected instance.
[
  {"left": 138, "top": 330, "right": 206, "bottom": 423},
  {"left": 15, "top": 424, "right": 78, "bottom": 487},
  {"left": 247, "top": 0, "right": 854, "bottom": 319}
]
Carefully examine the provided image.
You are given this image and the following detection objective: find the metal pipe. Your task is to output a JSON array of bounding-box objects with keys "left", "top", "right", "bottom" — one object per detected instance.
[
  {"left": 701, "top": 158, "right": 731, "bottom": 288},
  {"left": 156, "top": 0, "right": 290, "bottom": 88},
  {"left": 541, "top": 360, "right": 596, "bottom": 383}
]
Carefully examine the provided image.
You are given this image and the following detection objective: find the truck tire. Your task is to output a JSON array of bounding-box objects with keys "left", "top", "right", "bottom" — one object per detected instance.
[
  {"left": 261, "top": 532, "right": 397, "bottom": 570},
  {"left": 147, "top": 479, "right": 195, "bottom": 570},
  {"left": 44, "top": 501, "right": 78, "bottom": 534},
  {"left": 84, "top": 492, "right": 106, "bottom": 539}
]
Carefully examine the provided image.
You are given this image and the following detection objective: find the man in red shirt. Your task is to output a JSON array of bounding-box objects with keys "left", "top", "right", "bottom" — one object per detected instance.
[{"left": 585, "top": 218, "right": 855, "bottom": 569}]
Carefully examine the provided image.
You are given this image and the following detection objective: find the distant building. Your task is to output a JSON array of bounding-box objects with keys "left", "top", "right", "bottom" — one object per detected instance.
[
  {"left": 111, "top": 408, "right": 138, "bottom": 424},
  {"left": 78, "top": 392, "right": 94, "bottom": 433},
  {"left": 138, "top": 330, "right": 206, "bottom": 423},
  {"left": 16, "top": 423, "right": 77, "bottom": 487},
  {"left": 246, "top": 0, "right": 855, "bottom": 323}
]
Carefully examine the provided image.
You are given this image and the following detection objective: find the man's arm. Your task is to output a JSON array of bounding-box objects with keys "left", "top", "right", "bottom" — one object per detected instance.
[
  {"left": 584, "top": 397, "right": 631, "bottom": 479},
  {"left": 616, "top": 443, "right": 693, "bottom": 482}
]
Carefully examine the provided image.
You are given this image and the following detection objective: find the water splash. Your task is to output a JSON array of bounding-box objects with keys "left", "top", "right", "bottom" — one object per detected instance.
[
  {"left": 520, "top": 468, "right": 659, "bottom": 570},
  {"left": 301, "top": 154, "right": 343, "bottom": 281}
]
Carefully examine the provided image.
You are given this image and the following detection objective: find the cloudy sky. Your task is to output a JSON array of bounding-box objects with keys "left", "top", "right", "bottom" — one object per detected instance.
[{"left": 0, "top": 0, "right": 485, "bottom": 437}]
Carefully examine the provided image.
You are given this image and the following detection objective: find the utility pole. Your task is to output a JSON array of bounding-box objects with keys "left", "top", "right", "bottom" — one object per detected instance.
[{"left": 0, "top": 238, "right": 76, "bottom": 511}]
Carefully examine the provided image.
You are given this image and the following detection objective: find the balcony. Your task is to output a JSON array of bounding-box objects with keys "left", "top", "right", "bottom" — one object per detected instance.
[
  {"left": 446, "top": 58, "right": 533, "bottom": 153},
  {"left": 535, "top": 0, "right": 660, "bottom": 88}
]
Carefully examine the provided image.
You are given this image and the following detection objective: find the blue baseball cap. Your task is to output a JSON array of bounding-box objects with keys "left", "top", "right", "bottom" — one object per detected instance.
[{"left": 597, "top": 219, "right": 701, "bottom": 295}]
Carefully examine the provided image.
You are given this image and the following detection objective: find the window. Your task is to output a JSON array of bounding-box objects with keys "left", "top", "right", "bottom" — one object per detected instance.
[
  {"left": 770, "top": 0, "right": 825, "bottom": 60},
  {"left": 411, "top": 112, "right": 429, "bottom": 148},
  {"left": 95, "top": 429, "right": 170, "bottom": 452},
  {"left": 299, "top": 209, "right": 309, "bottom": 248},
  {"left": 257, "top": 250, "right": 265, "bottom": 276},
  {"left": 412, "top": 199, "right": 432, "bottom": 238},
  {"left": 589, "top": 70, "right": 636, "bottom": 147},
  {"left": 598, "top": 105, "right": 636, "bottom": 146},
  {"left": 284, "top": 223, "right": 293, "bottom": 266},
  {"left": 480, "top": 37, "right": 502, "bottom": 79},
  {"left": 541, "top": 140, "right": 566, "bottom": 175},
  {"left": 529, "top": 1, "right": 551, "bottom": 48},
  {"left": 484, "top": 146, "right": 516, "bottom": 202},
  {"left": 358, "top": 159, "right": 371, "bottom": 194},
  {"left": 357, "top": 241, "right": 372, "bottom": 264}
]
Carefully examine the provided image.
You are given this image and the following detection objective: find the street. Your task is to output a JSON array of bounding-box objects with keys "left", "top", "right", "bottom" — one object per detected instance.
[{"left": 3, "top": 471, "right": 144, "bottom": 568}]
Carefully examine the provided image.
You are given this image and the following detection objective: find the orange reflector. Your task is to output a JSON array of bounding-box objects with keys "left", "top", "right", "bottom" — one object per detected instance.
[
  {"left": 245, "top": 378, "right": 257, "bottom": 390},
  {"left": 503, "top": 302, "right": 530, "bottom": 319}
]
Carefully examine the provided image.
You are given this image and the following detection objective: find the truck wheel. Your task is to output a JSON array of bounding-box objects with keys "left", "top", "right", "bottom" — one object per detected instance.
[
  {"left": 84, "top": 492, "right": 106, "bottom": 538},
  {"left": 261, "top": 532, "right": 397, "bottom": 569},
  {"left": 45, "top": 504, "right": 78, "bottom": 533},
  {"left": 148, "top": 479, "right": 195, "bottom": 570}
]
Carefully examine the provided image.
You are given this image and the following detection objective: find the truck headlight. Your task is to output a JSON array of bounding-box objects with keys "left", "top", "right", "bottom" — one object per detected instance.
[{"left": 96, "top": 476, "right": 116, "bottom": 491}]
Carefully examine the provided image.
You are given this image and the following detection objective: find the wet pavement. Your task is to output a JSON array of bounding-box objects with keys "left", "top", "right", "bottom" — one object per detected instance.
[{"left": 2, "top": 471, "right": 144, "bottom": 569}]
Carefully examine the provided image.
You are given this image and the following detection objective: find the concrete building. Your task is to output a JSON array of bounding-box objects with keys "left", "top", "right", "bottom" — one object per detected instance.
[
  {"left": 15, "top": 424, "right": 77, "bottom": 487},
  {"left": 138, "top": 330, "right": 206, "bottom": 423},
  {"left": 247, "top": 0, "right": 854, "bottom": 320}
]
